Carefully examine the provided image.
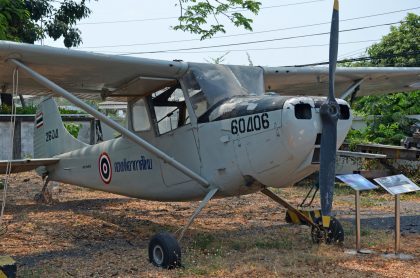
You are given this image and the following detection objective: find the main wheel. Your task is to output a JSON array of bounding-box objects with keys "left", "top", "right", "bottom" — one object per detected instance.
[
  {"left": 148, "top": 232, "right": 181, "bottom": 269},
  {"left": 311, "top": 217, "right": 344, "bottom": 244}
]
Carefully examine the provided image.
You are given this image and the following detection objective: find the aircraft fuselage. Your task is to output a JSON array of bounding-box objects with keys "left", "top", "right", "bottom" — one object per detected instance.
[{"left": 47, "top": 95, "right": 352, "bottom": 201}]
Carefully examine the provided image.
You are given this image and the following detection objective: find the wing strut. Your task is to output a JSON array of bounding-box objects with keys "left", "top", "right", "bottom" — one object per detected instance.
[
  {"left": 8, "top": 58, "right": 210, "bottom": 188},
  {"left": 339, "top": 78, "right": 364, "bottom": 99}
]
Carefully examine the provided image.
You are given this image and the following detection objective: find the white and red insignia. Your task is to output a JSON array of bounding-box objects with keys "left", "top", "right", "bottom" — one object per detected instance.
[
  {"left": 35, "top": 112, "right": 44, "bottom": 128},
  {"left": 98, "top": 152, "right": 112, "bottom": 184}
]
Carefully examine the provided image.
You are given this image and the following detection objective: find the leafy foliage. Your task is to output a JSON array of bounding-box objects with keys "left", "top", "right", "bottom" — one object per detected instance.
[
  {"left": 0, "top": 104, "right": 84, "bottom": 115},
  {"left": 346, "top": 13, "right": 420, "bottom": 146},
  {"left": 204, "top": 51, "right": 230, "bottom": 64},
  {"left": 349, "top": 92, "right": 420, "bottom": 146},
  {"left": 16, "top": 105, "right": 37, "bottom": 114},
  {"left": 64, "top": 122, "right": 81, "bottom": 138},
  {"left": 0, "top": 104, "right": 37, "bottom": 114},
  {"left": 58, "top": 107, "right": 84, "bottom": 114},
  {"left": 366, "top": 13, "right": 419, "bottom": 67},
  {"left": 0, "top": 0, "right": 94, "bottom": 47},
  {"left": 174, "top": 0, "right": 261, "bottom": 40}
]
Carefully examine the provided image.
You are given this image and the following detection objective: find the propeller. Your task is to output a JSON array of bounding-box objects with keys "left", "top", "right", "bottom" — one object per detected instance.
[{"left": 318, "top": 0, "right": 340, "bottom": 229}]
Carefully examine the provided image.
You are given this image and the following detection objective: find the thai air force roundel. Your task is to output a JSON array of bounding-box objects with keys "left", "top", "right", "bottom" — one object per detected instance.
[{"left": 99, "top": 152, "right": 112, "bottom": 184}]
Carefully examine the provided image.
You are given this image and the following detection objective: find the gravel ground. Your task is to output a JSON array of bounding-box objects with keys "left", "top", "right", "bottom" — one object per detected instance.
[{"left": 0, "top": 172, "right": 419, "bottom": 277}]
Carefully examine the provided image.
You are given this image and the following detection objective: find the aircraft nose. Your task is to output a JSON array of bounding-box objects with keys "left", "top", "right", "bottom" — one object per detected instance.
[{"left": 282, "top": 97, "right": 320, "bottom": 149}]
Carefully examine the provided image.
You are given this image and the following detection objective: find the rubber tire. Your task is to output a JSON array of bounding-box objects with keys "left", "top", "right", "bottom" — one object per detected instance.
[
  {"left": 148, "top": 232, "right": 181, "bottom": 269},
  {"left": 312, "top": 217, "right": 344, "bottom": 244}
]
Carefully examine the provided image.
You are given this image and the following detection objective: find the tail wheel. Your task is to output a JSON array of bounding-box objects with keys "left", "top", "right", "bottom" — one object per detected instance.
[
  {"left": 311, "top": 216, "right": 344, "bottom": 244},
  {"left": 148, "top": 232, "right": 181, "bottom": 269}
]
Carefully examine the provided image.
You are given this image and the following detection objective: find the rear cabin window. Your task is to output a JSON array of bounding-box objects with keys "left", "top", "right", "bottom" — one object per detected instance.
[{"left": 132, "top": 98, "right": 151, "bottom": 132}]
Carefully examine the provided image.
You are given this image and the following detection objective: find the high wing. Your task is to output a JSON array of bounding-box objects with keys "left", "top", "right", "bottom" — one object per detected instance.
[
  {"left": 0, "top": 158, "right": 60, "bottom": 174},
  {"left": 0, "top": 41, "right": 187, "bottom": 100},
  {"left": 263, "top": 66, "right": 420, "bottom": 97},
  {"left": 0, "top": 41, "right": 419, "bottom": 99}
]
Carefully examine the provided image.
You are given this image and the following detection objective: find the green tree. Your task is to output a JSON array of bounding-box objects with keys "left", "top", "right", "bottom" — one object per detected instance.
[
  {"left": 348, "top": 13, "right": 420, "bottom": 146},
  {"left": 0, "top": 0, "right": 94, "bottom": 47},
  {"left": 350, "top": 92, "right": 420, "bottom": 145},
  {"left": 174, "top": 0, "right": 261, "bottom": 39},
  {"left": 366, "top": 13, "right": 419, "bottom": 67},
  {"left": 0, "top": 0, "right": 94, "bottom": 106}
]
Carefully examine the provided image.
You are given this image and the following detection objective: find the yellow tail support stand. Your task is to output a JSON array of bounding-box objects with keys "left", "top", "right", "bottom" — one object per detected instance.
[
  {"left": 286, "top": 208, "right": 322, "bottom": 225},
  {"left": 0, "top": 256, "right": 16, "bottom": 278}
]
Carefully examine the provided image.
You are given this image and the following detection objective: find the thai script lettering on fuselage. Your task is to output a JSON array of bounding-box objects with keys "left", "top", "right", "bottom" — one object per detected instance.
[{"left": 114, "top": 156, "right": 153, "bottom": 173}]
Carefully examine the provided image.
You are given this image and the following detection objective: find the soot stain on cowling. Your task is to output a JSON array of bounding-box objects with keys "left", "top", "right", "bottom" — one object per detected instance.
[{"left": 198, "top": 95, "right": 295, "bottom": 123}]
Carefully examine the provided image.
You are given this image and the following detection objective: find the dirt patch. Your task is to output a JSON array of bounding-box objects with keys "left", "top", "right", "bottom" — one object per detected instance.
[{"left": 0, "top": 172, "right": 419, "bottom": 277}]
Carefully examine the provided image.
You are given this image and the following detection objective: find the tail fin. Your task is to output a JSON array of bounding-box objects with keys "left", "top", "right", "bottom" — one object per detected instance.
[{"left": 34, "top": 97, "right": 87, "bottom": 158}]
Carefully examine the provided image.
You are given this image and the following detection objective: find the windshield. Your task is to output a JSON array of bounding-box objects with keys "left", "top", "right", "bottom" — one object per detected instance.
[{"left": 183, "top": 63, "right": 264, "bottom": 118}]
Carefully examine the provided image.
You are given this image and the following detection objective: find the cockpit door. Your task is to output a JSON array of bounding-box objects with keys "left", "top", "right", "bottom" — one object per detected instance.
[{"left": 148, "top": 83, "right": 201, "bottom": 187}]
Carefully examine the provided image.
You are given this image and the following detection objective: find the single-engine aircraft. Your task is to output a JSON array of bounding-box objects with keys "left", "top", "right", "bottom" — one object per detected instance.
[{"left": 0, "top": 0, "right": 419, "bottom": 269}]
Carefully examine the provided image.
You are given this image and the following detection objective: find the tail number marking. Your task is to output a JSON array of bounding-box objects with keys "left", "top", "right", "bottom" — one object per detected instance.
[
  {"left": 45, "top": 129, "right": 59, "bottom": 142},
  {"left": 231, "top": 113, "right": 269, "bottom": 135}
]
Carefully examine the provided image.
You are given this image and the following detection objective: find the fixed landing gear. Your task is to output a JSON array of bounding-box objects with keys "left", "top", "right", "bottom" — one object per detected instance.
[
  {"left": 148, "top": 232, "right": 181, "bottom": 269},
  {"left": 147, "top": 186, "right": 344, "bottom": 269},
  {"left": 148, "top": 188, "right": 218, "bottom": 269},
  {"left": 261, "top": 188, "right": 344, "bottom": 245},
  {"left": 34, "top": 176, "right": 53, "bottom": 204},
  {"left": 311, "top": 216, "right": 344, "bottom": 244}
]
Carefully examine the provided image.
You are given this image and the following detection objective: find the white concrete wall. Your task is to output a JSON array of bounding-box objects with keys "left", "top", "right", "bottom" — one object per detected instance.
[
  {"left": 21, "top": 122, "right": 34, "bottom": 158},
  {"left": 0, "top": 122, "right": 14, "bottom": 160},
  {"left": 0, "top": 120, "right": 117, "bottom": 159},
  {"left": 0, "top": 121, "right": 92, "bottom": 159}
]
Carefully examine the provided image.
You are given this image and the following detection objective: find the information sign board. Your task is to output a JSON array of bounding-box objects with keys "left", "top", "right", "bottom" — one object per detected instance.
[
  {"left": 374, "top": 174, "right": 419, "bottom": 195},
  {"left": 337, "top": 174, "right": 378, "bottom": 191}
]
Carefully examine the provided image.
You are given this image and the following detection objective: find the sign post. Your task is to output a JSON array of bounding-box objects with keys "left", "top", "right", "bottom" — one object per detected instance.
[
  {"left": 374, "top": 174, "right": 419, "bottom": 255},
  {"left": 355, "top": 190, "right": 361, "bottom": 251},
  {"left": 337, "top": 174, "right": 377, "bottom": 253},
  {"left": 395, "top": 194, "right": 400, "bottom": 253}
]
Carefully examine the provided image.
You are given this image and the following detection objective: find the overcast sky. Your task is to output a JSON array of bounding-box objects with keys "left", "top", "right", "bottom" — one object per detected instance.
[{"left": 40, "top": 0, "right": 419, "bottom": 67}]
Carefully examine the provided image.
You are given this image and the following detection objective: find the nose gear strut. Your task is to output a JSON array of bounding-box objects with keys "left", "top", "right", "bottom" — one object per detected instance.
[{"left": 261, "top": 188, "right": 344, "bottom": 244}]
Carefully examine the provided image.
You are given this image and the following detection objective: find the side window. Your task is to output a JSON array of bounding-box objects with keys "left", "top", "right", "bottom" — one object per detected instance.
[
  {"left": 132, "top": 98, "right": 151, "bottom": 132},
  {"left": 150, "top": 83, "right": 189, "bottom": 135}
]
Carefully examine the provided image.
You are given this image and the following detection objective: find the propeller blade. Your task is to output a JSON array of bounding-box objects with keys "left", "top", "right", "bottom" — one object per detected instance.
[{"left": 318, "top": 0, "right": 340, "bottom": 228}]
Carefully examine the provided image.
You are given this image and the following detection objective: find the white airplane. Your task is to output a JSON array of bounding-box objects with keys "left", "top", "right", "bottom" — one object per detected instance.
[{"left": 0, "top": 0, "right": 419, "bottom": 269}]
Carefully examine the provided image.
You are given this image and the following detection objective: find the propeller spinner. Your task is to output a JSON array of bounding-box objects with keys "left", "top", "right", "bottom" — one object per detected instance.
[{"left": 319, "top": 0, "right": 340, "bottom": 228}]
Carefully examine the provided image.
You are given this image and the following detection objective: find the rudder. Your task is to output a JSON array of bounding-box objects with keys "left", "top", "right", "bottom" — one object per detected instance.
[{"left": 34, "top": 97, "right": 87, "bottom": 158}]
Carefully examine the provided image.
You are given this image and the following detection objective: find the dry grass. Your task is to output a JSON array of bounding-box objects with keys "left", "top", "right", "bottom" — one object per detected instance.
[{"left": 0, "top": 172, "right": 419, "bottom": 277}]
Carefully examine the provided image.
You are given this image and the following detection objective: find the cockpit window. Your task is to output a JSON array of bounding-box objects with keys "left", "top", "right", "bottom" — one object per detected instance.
[
  {"left": 149, "top": 83, "right": 190, "bottom": 135},
  {"left": 182, "top": 63, "right": 264, "bottom": 118}
]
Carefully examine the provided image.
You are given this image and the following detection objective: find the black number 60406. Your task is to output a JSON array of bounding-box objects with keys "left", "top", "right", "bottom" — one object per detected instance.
[{"left": 231, "top": 113, "right": 269, "bottom": 135}]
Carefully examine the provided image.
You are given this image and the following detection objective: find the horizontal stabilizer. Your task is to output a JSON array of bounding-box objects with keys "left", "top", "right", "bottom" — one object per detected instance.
[{"left": 0, "top": 158, "right": 59, "bottom": 174}]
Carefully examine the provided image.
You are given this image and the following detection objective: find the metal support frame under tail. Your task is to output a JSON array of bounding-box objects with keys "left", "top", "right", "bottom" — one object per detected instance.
[
  {"left": 261, "top": 188, "right": 318, "bottom": 229},
  {"left": 261, "top": 188, "right": 344, "bottom": 244}
]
